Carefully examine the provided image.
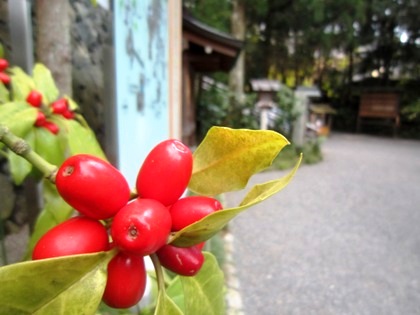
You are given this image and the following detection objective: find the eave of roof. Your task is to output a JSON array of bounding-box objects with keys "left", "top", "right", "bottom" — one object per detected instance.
[{"left": 182, "top": 11, "right": 243, "bottom": 52}]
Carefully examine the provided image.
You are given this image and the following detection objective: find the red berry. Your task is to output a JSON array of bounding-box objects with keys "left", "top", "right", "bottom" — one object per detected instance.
[
  {"left": 111, "top": 198, "right": 172, "bottom": 256},
  {"left": 196, "top": 242, "right": 206, "bottom": 251},
  {"left": 34, "top": 111, "right": 47, "bottom": 127},
  {"left": 169, "top": 196, "right": 223, "bottom": 231},
  {"left": 55, "top": 154, "right": 130, "bottom": 220},
  {"left": 26, "top": 90, "right": 43, "bottom": 107},
  {"left": 136, "top": 139, "right": 193, "bottom": 206},
  {"left": 0, "top": 59, "right": 9, "bottom": 71},
  {"left": 61, "top": 109, "right": 75, "bottom": 119},
  {"left": 32, "top": 216, "right": 109, "bottom": 260},
  {"left": 156, "top": 244, "right": 204, "bottom": 276},
  {"left": 0, "top": 72, "right": 10, "bottom": 85},
  {"left": 102, "top": 251, "right": 147, "bottom": 308},
  {"left": 51, "top": 98, "right": 68, "bottom": 114},
  {"left": 41, "top": 121, "right": 60, "bottom": 135}
]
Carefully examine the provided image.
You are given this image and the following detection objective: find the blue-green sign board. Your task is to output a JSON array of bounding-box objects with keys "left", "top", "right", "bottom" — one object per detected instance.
[{"left": 113, "top": 0, "right": 169, "bottom": 186}]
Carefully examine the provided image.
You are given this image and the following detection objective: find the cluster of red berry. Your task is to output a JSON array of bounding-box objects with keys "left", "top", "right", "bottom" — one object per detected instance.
[
  {"left": 0, "top": 58, "right": 10, "bottom": 85},
  {"left": 31, "top": 139, "right": 222, "bottom": 309},
  {"left": 0, "top": 57, "right": 75, "bottom": 134},
  {"left": 26, "top": 90, "right": 74, "bottom": 134}
]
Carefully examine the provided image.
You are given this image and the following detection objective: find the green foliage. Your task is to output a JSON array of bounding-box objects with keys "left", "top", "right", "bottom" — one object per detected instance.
[
  {"left": 178, "top": 253, "right": 225, "bottom": 315},
  {"left": 0, "top": 63, "right": 106, "bottom": 258},
  {"left": 196, "top": 78, "right": 258, "bottom": 141},
  {"left": 402, "top": 98, "right": 420, "bottom": 120},
  {"left": 0, "top": 123, "right": 301, "bottom": 314},
  {"left": 183, "top": 0, "right": 231, "bottom": 33},
  {"left": 171, "top": 152, "right": 301, "bottom": 247},
  {"left": 0, "top": 252, "right": 113, "bottom": 315},
  {"left": 0, "top": 61, "right": 302, "bottom": 314},
  {"left": 189, "top": 127, "right": 290, "bottom": 196},
  {"left": 301, "top": 137, "right": 324, "bottom": 165}
]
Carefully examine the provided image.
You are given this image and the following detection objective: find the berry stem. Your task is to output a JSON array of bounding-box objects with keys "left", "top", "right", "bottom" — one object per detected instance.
[
  {"left": 150, "top": 253, "right": 166, "bottom": 293},
  {"left": 0, "top": 124, "right": 58, "bottom": 182}
]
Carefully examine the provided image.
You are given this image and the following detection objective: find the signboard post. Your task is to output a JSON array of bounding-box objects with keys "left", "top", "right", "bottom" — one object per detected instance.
[{"left": 105, "top": 0, "right": 181, "bottom": 186}]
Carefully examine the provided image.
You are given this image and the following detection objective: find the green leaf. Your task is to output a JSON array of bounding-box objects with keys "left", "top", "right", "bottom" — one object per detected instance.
[
  {"left": 55, "top": 117, "right": 107, "bottom": 160},
  {"left": 25, "top": 180, "right": 74, "bottom": 258},
  {"left": 0, "top": 251, "right": 114, "bottom": 315},
  {"left": 33, "top": 63, "right": 59, "bottom": 104},
  {"left": 166, "top": 276, "right": 185, "bottom": 312},
  {"left": 0, "top": 101, "right": 37, "bottom": 138},
  {"left": 66, "top": 95, "right": 80, "bottom": 111},
  {"left": 0, "top": 81, "right": 10, "bottom": 103},
  {"left": 189, "top": 127, "right": 289, "bottom": 196},
  {"left": 9, "top": 67, "right": 35, "bottom": 101},
  {"left": 154, "top": 291, "right": 184, "bottom": 315},
  {"left": 8, "top": 131, "right": 35, "bottom": 185},
  {"left": 34, "top": 125, "right": 68, "bottom": 167},
  {"left": 170, "top": 155, "right": 302, "bottom": 247},
  {"left": 180, "top": 252, "right": 225, "bottom": 315}
]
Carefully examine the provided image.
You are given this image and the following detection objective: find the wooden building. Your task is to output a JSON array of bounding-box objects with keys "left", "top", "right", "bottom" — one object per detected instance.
[
  {"left": 356, "top": 90, "right": 400, "bottom": 136},
  {"left": 182, "top": 11, "right": 243, "bottom": 146}
]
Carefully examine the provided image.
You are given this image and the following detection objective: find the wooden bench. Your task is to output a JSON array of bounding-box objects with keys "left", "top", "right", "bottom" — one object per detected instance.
[{"left": 356, "top": 92, "right": 400, "bottom": 136}]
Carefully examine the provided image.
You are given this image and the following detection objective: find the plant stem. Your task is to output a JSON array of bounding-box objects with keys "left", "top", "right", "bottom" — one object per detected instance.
[
  {"left": 129, "top": 188, "right": 138, "bottom": 200},
  {"left": 0, "top": 124, "right": 58, "bottom": 182},
  {"left": 150, "top": 253, "right": 166, "bottom": 293}
]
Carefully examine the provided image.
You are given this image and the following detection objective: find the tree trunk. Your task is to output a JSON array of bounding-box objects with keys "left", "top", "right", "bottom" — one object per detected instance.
[
  {"left": 35, "top": 0, "right": 72, "bottom": 96},
  {"left": 229, "top": 0, "right": 246, "bottom": 102}
]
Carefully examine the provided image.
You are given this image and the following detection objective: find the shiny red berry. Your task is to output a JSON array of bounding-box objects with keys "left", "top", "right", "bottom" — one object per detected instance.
[
  {"left": 41, "top": 121, "right": 60, "bottom": 134},
  {"left": 136, "top": 139, "right": 193, "bottom": 206},
  {"left": 169, "top": 196, "right": 223, "bottom": 231},
  {"left": 102, "top": 252, "right": 147, "bottom": 309},
  {"left": 34, "top": 111, "right": 47, "bottom": 127},
  {"left": 26, "top": 90, "right": 43, "bottom": 108},
  {"left": 32, "top": 216, "right": 109, "bottom": 260},
  {"left": 61, "top": 109, "right": 75, "bottom": 119},
  {"left": 0, "top": 59, "right": 9, "bottom": 71},
  {"left": 111, "top": 198, "right": 172, "bottom": 256},
  {"left": 55, "top": 154, "right": 130, "bottom": 220},
  {"left": 51, "top": 98, "right": 68, "bottom": 114},
  {"left": 0, "top": 72, "right": 10, "bottom": 85},
  {"left": 156, "top": 244, "right": 204, "bottom": 276}
]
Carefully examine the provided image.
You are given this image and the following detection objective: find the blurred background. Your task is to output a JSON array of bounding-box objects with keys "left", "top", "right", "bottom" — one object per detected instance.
[{"left": 0, "top": 0, "right": 419, "bottom": 314}]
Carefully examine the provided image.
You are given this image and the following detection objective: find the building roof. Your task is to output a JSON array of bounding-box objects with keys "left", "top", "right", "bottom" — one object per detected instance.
[
  {"left": 183, "top": 11, "right": 243, "bottom": 72},
  {"left": 250, "top": 79, "right": 282, "bottom": 92}
]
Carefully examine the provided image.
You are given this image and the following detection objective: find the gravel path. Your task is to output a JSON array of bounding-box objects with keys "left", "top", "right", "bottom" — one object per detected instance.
[{"left": 224, "top": 133, "right": 420, "bottom": 315}]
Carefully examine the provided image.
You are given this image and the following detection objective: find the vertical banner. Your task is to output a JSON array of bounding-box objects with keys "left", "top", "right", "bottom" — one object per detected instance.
[{"left": 113, "top": 0, "right": 169, "bottom": 185}]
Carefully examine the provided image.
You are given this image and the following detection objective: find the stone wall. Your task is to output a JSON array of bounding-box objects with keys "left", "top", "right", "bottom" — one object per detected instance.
[
  {"left": 70, "top": 0, "right": 111, "bottom": 146},
  {"left": 0, "top": 0, "right": 111, "bottom": 262}
]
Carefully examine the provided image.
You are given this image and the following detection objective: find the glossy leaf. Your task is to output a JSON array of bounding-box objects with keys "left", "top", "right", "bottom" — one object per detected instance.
[
  {"left": 166, "top": 276, "right": 185, "bottom": 312},
  {"left": 170, "top": 155, "right": 302, "bottom": 247},
  {"left": 9, "top": 67, "right": 34, "bottom": 101},
  {"left": 154, "top": 291, "right": 184, "bottom": 315},
  {"left": 0, "top": 81, "right": 9, "bottom": 103},
  {"left": 34, "top": 125, "right": 67, "bottom": 167},
  {"left": 189, "top": 127, "right": 289, "bottom": 196},
  {"left": 32, "top": 63, "right": 59, "bottom": 105},
  {"left": 66, "top": 95, "right": 80, "bottom": 111},
  {"left": 8, "top": 131, "right": 35, "bottom": 185},
  {"left": 55, "top": 117, "right": 107, "bottom": 160},
  {"left": 180, "top": 252, "right": 225, "bottom": 315},
  {"left": 0, "top": 251, "right": 114, "bottom": 315},
  {"left": 25, "top": 180, "right": 74, "bottom": 258},
  {"left": 0, "top": 101, "right": 37, "bottom": 138}
]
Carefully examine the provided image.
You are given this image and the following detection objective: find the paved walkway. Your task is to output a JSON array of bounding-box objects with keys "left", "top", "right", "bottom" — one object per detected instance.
[{"left": 224, "top": 133, "right": 420, "bottom": 315}]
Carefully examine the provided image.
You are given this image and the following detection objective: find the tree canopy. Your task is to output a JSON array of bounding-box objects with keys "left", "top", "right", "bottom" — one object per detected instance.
[{"left": 183, "top": 0, "right": 419, "bottom": 88}]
